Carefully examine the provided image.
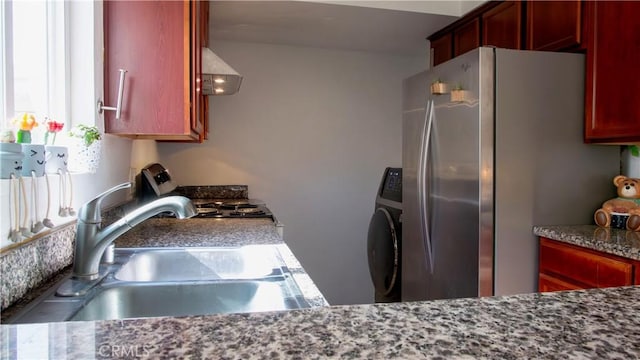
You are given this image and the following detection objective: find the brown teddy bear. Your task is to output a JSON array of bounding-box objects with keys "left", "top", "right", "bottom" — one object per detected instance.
[{"left": 594, "top": 175, "right": 640, "bottom": 231}]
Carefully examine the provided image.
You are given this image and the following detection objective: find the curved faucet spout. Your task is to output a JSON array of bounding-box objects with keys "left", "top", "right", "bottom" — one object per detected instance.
[{"left": 72, "top": 193, "right": 196, "bottom": 280}]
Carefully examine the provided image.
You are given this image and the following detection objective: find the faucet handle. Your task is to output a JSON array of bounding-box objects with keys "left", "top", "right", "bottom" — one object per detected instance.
[{"left": 78, "top": 182, "right": 132, "bottom": 224}]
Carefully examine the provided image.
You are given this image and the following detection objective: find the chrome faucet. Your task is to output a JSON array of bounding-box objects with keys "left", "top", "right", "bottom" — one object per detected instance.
[{"left": 72, "top": 182, "right": 197, "bottom": 280}]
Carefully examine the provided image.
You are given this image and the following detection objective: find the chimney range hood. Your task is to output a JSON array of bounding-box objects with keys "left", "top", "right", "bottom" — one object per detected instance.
[{"left": 201, "top": 47, "right": 243, "bottom": 96}]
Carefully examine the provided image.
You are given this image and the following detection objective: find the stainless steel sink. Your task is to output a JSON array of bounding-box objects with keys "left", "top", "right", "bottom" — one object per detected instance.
[
  {"left": 8, "top": 245, "right": 310, "bottom": 324},
  {"left": 115, "top": 246, "right": 282, "bottom": 282},
  {"left": 71, "top": 280, "right": 306, "bottom": 321}
]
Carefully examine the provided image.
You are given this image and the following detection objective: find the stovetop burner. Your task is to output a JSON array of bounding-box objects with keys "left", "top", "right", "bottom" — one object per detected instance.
[
  {"left": 188, "top": 198, "right": 272, "bottom": 219},
  {"left": 229, "top": 208, "right": 267, "bottom": 217},
  {"left": 196, "top": 208, "right": 222, "bottom": 216},
  {"left": 219, "top": 203, "right": 258, "bottom": 210},
  {"left": 189, "top": 199, "right": 222, "bottom": 207}
]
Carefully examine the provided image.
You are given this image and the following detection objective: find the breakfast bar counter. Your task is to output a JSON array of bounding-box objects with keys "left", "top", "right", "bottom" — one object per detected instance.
[
  {"left": 3, "top": 220, "right": 640, "bottom": 358},
  {"left": 3, "top": 286, "right": 640, "bottom": 358}
]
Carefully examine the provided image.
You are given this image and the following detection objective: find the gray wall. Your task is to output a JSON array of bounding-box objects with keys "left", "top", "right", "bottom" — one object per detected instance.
[{"left": 157, "top": 40, "right": 425, "bottom": 304}]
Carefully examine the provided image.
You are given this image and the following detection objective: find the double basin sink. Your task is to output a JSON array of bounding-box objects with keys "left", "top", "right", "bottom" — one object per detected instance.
[{"left": 9, "top": 245, "right": 310, "bottom": 323}]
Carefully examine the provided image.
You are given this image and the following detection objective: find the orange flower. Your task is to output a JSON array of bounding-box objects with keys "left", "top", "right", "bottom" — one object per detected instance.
[{"left": 13, "top": 113, "right": 38, "bottom": 131}]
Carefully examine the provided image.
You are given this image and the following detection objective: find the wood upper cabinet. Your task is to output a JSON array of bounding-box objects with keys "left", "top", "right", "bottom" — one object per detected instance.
[
  {"left": 427, "top": 1, "right": 639, "bottom": 143},
  {"left": 539, "top": 238, "right": 637, "bottom": 292},
  {"left": 191, "top": 0, "right": 209, "bottom": 141},
  {"left": 526, "top": 1, "right": 582, "bottom": 51},
  {"left": 430, "top": 33, "right": 453, "bottom": 67},
  {"left": 482, "top": 1, "right": 522, "bottom": 49},
  {"left": 429, "top": 1, "right": 521, "bottom": 67},
  {"left": 104, "top": 0, "right": 208, "bottom": 142},
  {"left": 453, "top": 18, "right": 480, "bottom": 57},
  {"left": 583, "top": 1, "right": 640, "bottom": 143}
]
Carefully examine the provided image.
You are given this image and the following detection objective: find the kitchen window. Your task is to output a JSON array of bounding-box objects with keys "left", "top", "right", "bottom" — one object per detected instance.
[
  {"left": 1, "top": 0, "right": 68, "bottom": 131},
  {"left": 0, "top": 1, "right": 99, "bottom": 247}
]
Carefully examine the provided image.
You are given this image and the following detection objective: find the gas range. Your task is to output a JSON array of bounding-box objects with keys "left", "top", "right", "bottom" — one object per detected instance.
[{"left": 189, "top": 199, "right": 274, "bottom": 219}]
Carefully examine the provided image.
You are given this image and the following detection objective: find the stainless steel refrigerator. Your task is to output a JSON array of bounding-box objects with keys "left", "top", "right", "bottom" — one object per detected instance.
[{"left": 401, "top": 47, "right": 620, "bottom": 301}]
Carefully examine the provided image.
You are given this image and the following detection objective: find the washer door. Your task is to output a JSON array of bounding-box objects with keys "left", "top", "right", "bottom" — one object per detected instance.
[{"left": 367, "top": 207, "right": 399, "bottom": 296}]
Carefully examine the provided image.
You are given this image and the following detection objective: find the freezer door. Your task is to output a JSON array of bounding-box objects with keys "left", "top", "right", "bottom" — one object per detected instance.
[
  {"left": 402, "top": 71, "right": 431, "bottom": 301},
  {"left": 402, "top": 48, "right": 494, "bottom": 301}
]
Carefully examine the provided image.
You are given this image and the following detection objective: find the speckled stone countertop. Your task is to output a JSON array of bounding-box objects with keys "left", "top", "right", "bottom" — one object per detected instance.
[
  {"left": 5, "top": 221, "right": 640, "bottom": 358},
  {"left": 3, "top": 286, "right": 640, "bottom": 358},
  {"left": 534, "top": 225, "right": 640, "bottom": 260},
  {"left": 113, "top": 218, "right": 284, "bottom": 247}
]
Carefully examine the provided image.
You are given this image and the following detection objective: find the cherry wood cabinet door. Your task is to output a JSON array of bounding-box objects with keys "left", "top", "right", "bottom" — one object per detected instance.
[
  {"left": 104, "top": 0, "right": 204, "bottom": 141},
  {"left": 538, "top": 274, "right": 583, "bottom": 293},
  {"left": 454, "top": 18, "right": 480, "bottom": 57},
  {"left": 190, "top": 0, "right": 209, "bottom": 142},
  {"left": 482, "top": 1, "right": 522, "bottom": 49},
  {"left": 584, "top": 1, "right": 640, "bottom": 143},
  {"left": 430, "top": 33, "right": 453, "bottom": 67},
  {"left": 526, "top": 1, "right": 582, "bottom": 51},
  {"left": 539, "top": 238, "right": 634, "bottom": 289}
]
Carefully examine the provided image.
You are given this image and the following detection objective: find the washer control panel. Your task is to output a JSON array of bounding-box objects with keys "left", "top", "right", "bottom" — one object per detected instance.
[{"left": 380, "top": 168, "right": 402, "bottom": 203}]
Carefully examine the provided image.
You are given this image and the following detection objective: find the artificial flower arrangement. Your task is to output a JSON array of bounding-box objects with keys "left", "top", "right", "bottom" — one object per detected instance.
[
  {"left": 44, "top": 118, "right": 65, "bottom": 145},
  {"left": 12, "top": 113, "right": 38, "bottom": 143}
]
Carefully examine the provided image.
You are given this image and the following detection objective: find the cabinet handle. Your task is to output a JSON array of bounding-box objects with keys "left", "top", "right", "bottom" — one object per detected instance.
[{"left": 97, "top": 69, "right": 127, "bottom": 120}]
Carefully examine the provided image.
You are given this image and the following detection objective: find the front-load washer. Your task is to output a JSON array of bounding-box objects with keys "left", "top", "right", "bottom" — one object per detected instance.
[{"left": 367, "top": 167, "right": 402, "bottom": 302}]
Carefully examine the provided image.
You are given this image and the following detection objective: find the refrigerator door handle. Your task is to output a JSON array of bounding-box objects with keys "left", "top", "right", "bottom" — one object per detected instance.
[{"left": 418, "top": 99, "right": 435, "bottom": 274}]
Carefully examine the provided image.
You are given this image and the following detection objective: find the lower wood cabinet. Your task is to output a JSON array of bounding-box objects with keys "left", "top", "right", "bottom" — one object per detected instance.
[
  {"left": 538, "top": 237, "right": 639, "bottom": 292},
  {"left": 538, "top": 273, "right": 584, "bottom": 292}
]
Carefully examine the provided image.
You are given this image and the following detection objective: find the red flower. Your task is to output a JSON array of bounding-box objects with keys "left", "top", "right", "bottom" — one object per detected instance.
[
  {"left": 46, "top": 120, "right": 64, "bottom": 133},
  {"left": 44, "top": 118, "right": 65, "bottom": 145}
]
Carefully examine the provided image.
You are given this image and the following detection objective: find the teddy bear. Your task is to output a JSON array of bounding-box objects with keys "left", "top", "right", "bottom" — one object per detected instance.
[{"left": 594, "top": 175, "right": 640, "bottom": 231}]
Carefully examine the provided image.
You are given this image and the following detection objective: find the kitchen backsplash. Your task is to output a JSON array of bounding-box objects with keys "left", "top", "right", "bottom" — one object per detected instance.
[{"left": 0, "top": 222, "right": 75, "bottom": 310}]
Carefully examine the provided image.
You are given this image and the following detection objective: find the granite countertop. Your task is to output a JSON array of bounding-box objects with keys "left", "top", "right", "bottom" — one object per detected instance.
[
  {"left": 534, "top": 224, "right": 640, "bottom": 260},
  {"left": 114, "top": 218, "right": 284, "bottom": 247},
  {"left": 4, "top": 221, "right": 640, "bottom": 358},
  {"left": 3, "top": 286, "right": 640, "bottom": 358}
]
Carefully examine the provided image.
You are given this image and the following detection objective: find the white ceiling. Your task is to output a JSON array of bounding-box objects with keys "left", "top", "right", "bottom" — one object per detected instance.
[
  {"left": 209, "top": 1, "right": 465, "bottom": 56},
  {"left": 307, "top": 1, "right": 484, "bottom": 17}
]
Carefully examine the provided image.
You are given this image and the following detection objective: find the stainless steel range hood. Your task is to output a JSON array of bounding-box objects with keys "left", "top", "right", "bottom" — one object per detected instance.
[{"left": 201, "top": 47, "right": 243, "bottom": 96}]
